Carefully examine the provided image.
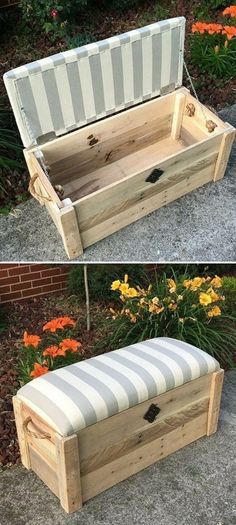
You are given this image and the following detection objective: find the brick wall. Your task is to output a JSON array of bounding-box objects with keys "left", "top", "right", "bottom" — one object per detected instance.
[{"left": 0, "top": 264, "right": 70, "bottom": 303}]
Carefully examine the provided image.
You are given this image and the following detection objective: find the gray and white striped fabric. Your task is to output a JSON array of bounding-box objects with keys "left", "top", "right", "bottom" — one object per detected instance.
[
  {"left": 17, "top": 337, "right": 219, "bottom": 436},
  {"left": 4, "top": 17, "right": 185, "bottom": 148}
]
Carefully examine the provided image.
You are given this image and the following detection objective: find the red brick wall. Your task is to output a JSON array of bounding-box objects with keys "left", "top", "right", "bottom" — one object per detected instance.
[{"left": 0, "top": 264, "right": 70, "bottom": 303}]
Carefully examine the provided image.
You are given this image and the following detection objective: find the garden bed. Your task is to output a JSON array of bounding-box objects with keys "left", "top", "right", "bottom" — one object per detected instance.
[{"left": 0, "top": 0, "right": 236, "bottom": 213}]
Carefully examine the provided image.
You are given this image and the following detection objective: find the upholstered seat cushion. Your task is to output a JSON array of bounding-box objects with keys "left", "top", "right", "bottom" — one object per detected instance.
[{"left": 17, "top": 337, "right": 219, "bottom": 436}]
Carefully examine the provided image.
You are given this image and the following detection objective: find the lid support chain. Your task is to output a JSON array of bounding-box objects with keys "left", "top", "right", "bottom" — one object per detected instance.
[{"left": 184, "top": 61, "right": 218, "bottom": 133}]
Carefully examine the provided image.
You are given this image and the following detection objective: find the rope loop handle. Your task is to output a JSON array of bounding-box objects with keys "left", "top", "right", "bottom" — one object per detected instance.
[
  {"left": 28, "top": 174, "right": 52, "bottom": 206},
  {"left": 23, "top": 416, "right": 51, "bottom": 440}
]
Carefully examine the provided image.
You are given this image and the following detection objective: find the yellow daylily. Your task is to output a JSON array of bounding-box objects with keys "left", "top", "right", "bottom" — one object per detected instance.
[
  {"left": 207, "top": 306, "right": 221, "bottom": 318},
  {"left": 199, "top": 293, "right": 212, "bottom": 306},
  {"left": 124, "top": 274, "right": 129, "bottom": 283},
  {"left": 111, "top": 280, "right": 121, "bottom": 291},
  {"left": 152, "top": 296, "right": 159, "bottom": 305},
  {"left": 119, "top": 283, "right": 130, "bottom": 295},
  {"left": 127, "top": 287, "right": 139, "bottom": 298},
  {"left": 168, "top": 303, "right": 177, "bottom": 311},
  {"left": 210, "top": 275, "right": 222, "bottom": 289},
  {"left": 149, "top": 304, "right": 164, "bottom": 314},
  {"left": 207, "top": 288, "right": 220, "bottom": 303},
  {"left": 167, "top": 278, "right": 176, "bottom": 293}
]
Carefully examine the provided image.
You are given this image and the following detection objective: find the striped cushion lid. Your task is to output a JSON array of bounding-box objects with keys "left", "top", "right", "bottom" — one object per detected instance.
[
  {"left": 17, "top": 337, "right": 219, "bottom": 437},
  {"left": 4, "top": 17, "right": 185, "bottom": 148}
]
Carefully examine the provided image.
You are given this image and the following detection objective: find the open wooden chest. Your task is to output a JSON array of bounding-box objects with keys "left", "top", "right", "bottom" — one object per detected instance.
[
  {"left": 4, "top": 17, "right": 235, "bottom": 259},
  {"left": 13, "top": 337, "right": 224, "bottom": 513}
]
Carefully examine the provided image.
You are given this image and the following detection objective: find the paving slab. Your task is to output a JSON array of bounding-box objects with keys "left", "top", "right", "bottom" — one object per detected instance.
[
  {"left": 0, "top": 105, "right": 235, "bottom": 262},
  {"left": 0, "top": 370, "right": 236, "bottom": 525}
]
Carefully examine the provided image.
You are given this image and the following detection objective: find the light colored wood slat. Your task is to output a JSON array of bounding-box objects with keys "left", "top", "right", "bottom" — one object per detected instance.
[
  {"left": 12, "top": 397, "right": 31, "bottom": 469},
  {"left": 79, "top": 374, "right": 212, "bottom": 464},
  {"left": 79, "top": 162, "right": 217, "bottom": 249},
  {"left": 171, "top": 93, "right": 186, "bottom": 140},
  {"left": 59, "top": 201, "right": 83, "bottom": 259},
  {"left": 39, "top": 91, "right": 176, "bottom": 163},
  {"left": 181, "top": 88, "right": 229, "bottom": 133},
  {"left": 51, "top": 116, "right": 172, "bottom": 185},
  {"left": 27, "top": 433, "right": 57, "bottom": 467},
  {"left": 81, "top": 397, "right": 209, "bottom": 475},
  {"left": 207, "top": 369, "right": 224, "bottom": 436},
  {"left": 213, "top": 126, "right": 235, "bottom": 181},
  {"left": 81, "top": 412, "right": 208, "bottom": 502},
  {"left": 55, "top": 434, "right": 82, "bottom": 513},
  {"left": 63, "top": 135, "right": 186, "bottom": 201},
  {"left": 29, "top": 445, "right": 59, "bottom": 498}
]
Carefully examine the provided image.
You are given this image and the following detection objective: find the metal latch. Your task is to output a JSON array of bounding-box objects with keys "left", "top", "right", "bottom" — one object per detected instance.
[{"left": 143, "top": 403, "right": 161, "bottom": 423}]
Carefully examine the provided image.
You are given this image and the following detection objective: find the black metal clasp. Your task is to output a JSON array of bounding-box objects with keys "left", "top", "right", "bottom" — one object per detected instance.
[
  {"left": 143, "top": 403, "right": 161, "bottom": 423},
  {"left": 145, "top": 168, "right": 164, "bottom": 184}
]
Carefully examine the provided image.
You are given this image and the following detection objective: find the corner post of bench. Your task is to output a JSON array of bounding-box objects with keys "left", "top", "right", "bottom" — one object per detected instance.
[
  {"left": 59, "top": 199, "right": 84, "bottom": 260},
  {"left": 12, "top": 396, "right": 31, "bottom": 469},
  {"left": 171, "top": 92, "right": 186, "bottom": 140},
  {"left": 55, "top": 433, "right": 83, "bottom": 513},
  {"left": 207, "top": 369, "right": 224, "bottom": 436},
  {"left": 213, "top": 124, "right": 235, "bottom": 182}
]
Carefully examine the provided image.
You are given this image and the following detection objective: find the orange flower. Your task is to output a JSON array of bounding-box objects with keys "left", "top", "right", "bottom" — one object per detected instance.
[
  {"left": 23, "top": 331, "right": 41, "bottom": 348},
  {"left": 192, "top": 22, "right": 208, "bottom": 34},
  {"left": 30, "top": 363, "right": 49, "bottom": 378},
  {"left": 206, "top": 23, "right": 223, "bottom": 35},
  {"left": 223, "top": 6, "right": 236, "bottom": 18},
  {"left": 222, "top": 25, "right": 236, "bottom": 39},
  {"left": 42, "top": 345, "right": 66, "bottom": 358},
  {"left": 43, "top": 317, "right": 76, "bottom": 332},
  {"left": 59, "top": 339, "right": 82, "bottom": 353}
]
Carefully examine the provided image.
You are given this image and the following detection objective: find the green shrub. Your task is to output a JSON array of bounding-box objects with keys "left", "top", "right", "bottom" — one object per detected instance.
[
  {"left": 68, "top": 264, "right": 148, "bottom": 302},
  {"left": 19, "top": 315, "right": 83, "bottom": 384},
  {"left": 222, "top": 276, "right": 236, "bottom": 316},
  {"left": 101, "top": 271, "right": 236, "bottom": 368}
]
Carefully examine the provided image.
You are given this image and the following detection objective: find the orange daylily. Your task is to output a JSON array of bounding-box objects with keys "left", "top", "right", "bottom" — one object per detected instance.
[
  {"left": 59, "top": 339, "right": 82, "bottom": 353},
  {"left": 43, "top": 316, "right": 76, "bottom": 332},
  {"left": 42, "top": 345, "right": 66, "bottom": 358},
  {"left": 207, "top": 23, "right": 223, "bottom": 34},
  {"left": 30, "top": 363, "right": 49, "bottom": 378},
  {"left": 223, "top": 6, "right": 236, "bottom": 18},
  {"left": 192, "top": 22, "right": 208, "bottom": 34},
  {"left": 222, "top": 25, "right": 236, "bottom": 39},
  {"left": 23, "top": 331, "right": 41, "bottom": 348},
  {"left": 192, "top": 22, "right": 223, "bottom": 35}
]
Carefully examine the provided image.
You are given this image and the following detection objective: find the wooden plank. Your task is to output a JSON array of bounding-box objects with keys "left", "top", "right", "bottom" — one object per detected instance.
[
  {"left": 81, "top": 397, "right": 209, "bottom": 475},
  {"left": 29, "top": 445, "right": 59, "bottom": 498},
  {"left": 213, "top": 126, "right": 235, "bottom": 181},
  {"left": 171, "top": 93, "right": 186, "bottom": 140},
  {"left": 55, "top": 434, "right": 82, "bottom": 513},
  {"left": 207, "top": 369, "right": 224, "bottom": 436},
  {"left": 39, "top": 91, "right": 176, "bottom": 164},
  {"left": 59, "top": 201, "right": 83, "bottom": 259},
  {"left": 12, "top": 397, "right": 31, "bottom": 469},
  {"left": 24, "top": 150, "right": 63, "bottom": 207},
  {"left": 79, "top": 161, "right": 217, "bottom": 249},
  {"left": 79, "top": 374, "right": 212, "bottom": 465},
  {"left": 81, "top": 412, "right": 208, "bottom": 502},
  {"left": 74, "top": 132, "right": 222, "bottom": 237}
]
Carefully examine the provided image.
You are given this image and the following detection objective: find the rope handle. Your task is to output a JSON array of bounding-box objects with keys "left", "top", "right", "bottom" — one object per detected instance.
[
  {"left": 28, "top": 173, "right": 52, "bottom": 206},
  {"left": 23, "top": 416, "right": 51, "bottom": 440},
  {"left": 184, "top": 60, "right": 218, "bottom": 133}
]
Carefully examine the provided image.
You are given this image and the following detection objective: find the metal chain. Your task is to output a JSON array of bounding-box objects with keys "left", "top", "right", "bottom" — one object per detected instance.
[{"left": 183, "top": 60, "right": 208, "bottom": 123}]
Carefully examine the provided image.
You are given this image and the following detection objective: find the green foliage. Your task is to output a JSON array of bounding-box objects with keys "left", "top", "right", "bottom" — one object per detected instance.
[
  {"left": 190, "top": 32, "right": 236, "bottom": 78},
  {"left": 206, "top": 0, "right": 235, "bottom": 7},
  {"left": 101, "top": 270, "right": 236, "bottom": 368},
  {"left": 222, "top": 276, "right": 236, "bottom": 316},
  {"left": 66, "top": 32, "right": 94, "bottom": 49},
  {"left": 0, "top": 102, "right": 24, "bottom": 172},
  {"left": 68, "top": 264, "right": 148, "bottom": 302}
]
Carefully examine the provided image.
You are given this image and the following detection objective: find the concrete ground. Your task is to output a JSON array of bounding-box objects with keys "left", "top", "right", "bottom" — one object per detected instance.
[
  {"left": 0, "top": 105, "right": 235, "bottom": 262},
  {"left": 0, "top": 370, "right": 236, "bottom": 525}
]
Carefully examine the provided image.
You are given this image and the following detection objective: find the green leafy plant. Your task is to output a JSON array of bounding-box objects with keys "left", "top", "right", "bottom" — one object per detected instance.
[
  {"left": 68, "top": 264, "right": 148, "bottom": 302},
  {"left": 19, "top": 316, "right": 83, "bottom": 384},
  {"left": 222, "top": 276, "right": 236, "bottom": 316},
  {"left": 102, "top": 271, "right": 236, "bottom": 368}
]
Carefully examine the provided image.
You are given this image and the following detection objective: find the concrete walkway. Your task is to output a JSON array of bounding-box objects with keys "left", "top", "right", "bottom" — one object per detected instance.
[
  {"left": 0, "top": 370, "right": 236, "bottom": 525},
  {"left": 0, "top": 105, "right": 235, "bottom": 262}
]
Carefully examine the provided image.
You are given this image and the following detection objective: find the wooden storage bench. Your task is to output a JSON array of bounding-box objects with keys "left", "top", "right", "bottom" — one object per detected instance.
[
  {"left": 4, "top": 17, "right": 235, "bottom": 259},
  {"left": 13, "top": 337, "right": 224, "bottom": 513}
]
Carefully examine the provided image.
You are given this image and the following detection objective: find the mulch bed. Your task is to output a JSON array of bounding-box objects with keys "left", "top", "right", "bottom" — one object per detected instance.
[{"left": 0, "top": 293, "right": 108, "bottom": 468}]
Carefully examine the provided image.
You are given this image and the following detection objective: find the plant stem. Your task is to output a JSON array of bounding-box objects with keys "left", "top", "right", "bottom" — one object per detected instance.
[{"left": 84, "top": 264, "right": 90, "bottom": 331}]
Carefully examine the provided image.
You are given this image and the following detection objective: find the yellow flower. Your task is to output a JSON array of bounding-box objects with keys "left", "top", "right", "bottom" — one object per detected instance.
[
  {"left": 199, "top": 293, "right": 212, "bottom": 306},
  {"left": 124, "top": 274, "right": 128, "bottom": 283},
  {"left": 183, "top": 279, "right": 192, "bottom": 289},
  {"left": 177, "top": 295, "right": 183, "bottom": 301},
  {"left": 149, "top": 304, "right": 164, "bottom": 314},
  {"left": 152, "top": 296, "right": 159, "bottom": 305},
  {"left": 167, "top": 278, "right": 177, "bottom": 293},
  {"left": 210, "top": 275, "right": 222, "bottom": 289},
  {"left": 111, "top": 280, "right": 121, "bottom": 291},
  {"left": 148, "top": 284, "right": 152, "bottom": 292},
  {"left": 130, "top": 314, "right": 137, "bottom": 324},
  {"left": 207, "top": 288, "right": 220, "bottom": 303},
  {"left": 207, "top": 306, "right": 221, "bottom": 318},
  {"left": 127, "top": 287, "right": 139, "bottom": 298},
  {"left": 183, "top": 277, "right": 205, "bottom": 291},
  {"left": 119, "top": 283, "right": 129, "bottom": 295},
  {"left": 139, "top": 298, "right": 146, "bottom": 305},
  {"left": 168, "top": 303, "right": 177, "bottom": 311}
]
